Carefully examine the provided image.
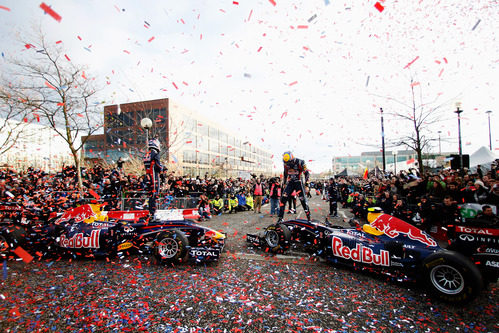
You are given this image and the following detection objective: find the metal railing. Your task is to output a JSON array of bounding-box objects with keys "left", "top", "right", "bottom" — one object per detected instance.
[{"left": 120, "top": 191, "right": 200, "bottom": 211}]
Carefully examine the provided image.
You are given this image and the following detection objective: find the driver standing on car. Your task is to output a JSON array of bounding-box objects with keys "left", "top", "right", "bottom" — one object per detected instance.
[
  {"left": 143, "top": 138, "right": 163, "bottom": 214},
  {"left": 277, "top": 151, "right": 311, "bottom": 222}
]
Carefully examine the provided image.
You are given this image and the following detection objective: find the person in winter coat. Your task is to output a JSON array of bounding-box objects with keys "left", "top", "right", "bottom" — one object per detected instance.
[
  {"left": 210, "top": 194, "right": 224, "bottom": 215},
  {"left": 326, "top": 178, "right": 339, "bottom": 217},
  {"left": 269, "top": 177, "right": 282, "bottom": 216},
  {"left": 252, "top": 178, "right": 264, "bottom": 214}
]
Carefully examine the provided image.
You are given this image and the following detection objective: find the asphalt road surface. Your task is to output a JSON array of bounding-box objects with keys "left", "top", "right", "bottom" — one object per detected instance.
[{"left": 0, "top": 193, "right": 497, "bottom": 332}]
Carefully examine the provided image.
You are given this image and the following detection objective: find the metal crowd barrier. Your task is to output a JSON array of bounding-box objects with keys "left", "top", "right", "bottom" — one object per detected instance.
[{"left": 120, "top": 192, "right": 200, "bottom": 211}]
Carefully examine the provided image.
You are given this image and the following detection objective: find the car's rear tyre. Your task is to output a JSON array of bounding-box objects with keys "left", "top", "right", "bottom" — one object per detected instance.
[
  {"left": 154, "top": 230, "right": 188, "bottom": 265},
  {"left": 421, "top": 251, "right": 483, "bottom": 304},
  {"left": 264, "top": 224, "right": 291, "bottom": 253}
]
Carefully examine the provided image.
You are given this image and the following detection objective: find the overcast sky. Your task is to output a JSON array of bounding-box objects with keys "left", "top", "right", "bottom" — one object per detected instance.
[{"left": 0, "top": 0, "right": 498, "bottom": 172}]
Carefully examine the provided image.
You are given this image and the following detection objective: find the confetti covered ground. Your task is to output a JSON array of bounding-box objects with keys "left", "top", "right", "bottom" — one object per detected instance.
[{"left": 1, "top": 196, "right": 498, "bottom": 332}]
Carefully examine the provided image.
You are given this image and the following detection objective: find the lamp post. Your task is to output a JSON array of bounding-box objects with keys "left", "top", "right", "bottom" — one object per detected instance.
[
  {"left": 437, "top": 130, "right": 442, "bottom": 155},
  {"left": 486, "top": 110, "right": 492, "bottom": 151},
  {"left": 454, "top": 102, "right": 463, "bottom": 172},
  {"left": 392, "top": 151, "right": 397, "bottom": 175},
  {"left": 140, "top": 117, "right": 153, "bottom": 151},
  {"left": 380, "top": 107, "right": 386, "bottom": 174}
]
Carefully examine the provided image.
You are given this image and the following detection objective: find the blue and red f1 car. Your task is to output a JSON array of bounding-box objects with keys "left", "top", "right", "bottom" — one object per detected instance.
[
  {"left": 1, "top": 204, "right": 225, "bottom": 264},
  {"left": 247, "top": 208, "right": 498, "bottom": 304}
]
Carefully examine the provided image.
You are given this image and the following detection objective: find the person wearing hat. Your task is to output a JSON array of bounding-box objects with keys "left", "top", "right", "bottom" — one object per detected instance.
[
  {"left": 210, "top": 194, "right": 224, "bottom": 216},
  {"left": 473, "top": 180, "right": 488, "bottom": 204},
  {"left": 143, "top": 138, "right": 163, "bottom": 214},
  {"left": 277, "top": 151, "right": 311, "bottom": 222}
]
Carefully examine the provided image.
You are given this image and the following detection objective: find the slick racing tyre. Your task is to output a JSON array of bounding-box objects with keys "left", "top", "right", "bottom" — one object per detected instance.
[
  {"left": 154, "top": 230, "right": 188, "bottom": 265},
  {"left": 264, "top": 224, "right": 291, "bottom": 253},
  {"left": 421, "top": 250, "right": 483, "bottom": 304}
]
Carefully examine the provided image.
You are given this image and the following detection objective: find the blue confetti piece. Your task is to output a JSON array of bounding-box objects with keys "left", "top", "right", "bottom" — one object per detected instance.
[
  {"left": 2, "top": 260, "right": 6, "bottom": 280},
  {"left": 324, "top": 0, "right": 330, "bottom": 5}
]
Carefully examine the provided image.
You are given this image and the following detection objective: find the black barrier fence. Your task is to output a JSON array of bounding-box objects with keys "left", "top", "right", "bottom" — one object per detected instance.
[{"left": 121, "top": 192, "right": 200, "bottom": 211}]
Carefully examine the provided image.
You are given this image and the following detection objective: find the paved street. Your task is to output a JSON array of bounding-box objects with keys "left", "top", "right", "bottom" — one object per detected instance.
[{"left": 0, "top": 193, "right": 497, "bottom": 332}]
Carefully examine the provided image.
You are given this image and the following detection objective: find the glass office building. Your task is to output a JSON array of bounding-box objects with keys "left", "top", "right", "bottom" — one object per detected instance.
[{"left": 83, "top": 98, "right": 273, "bottom": 177}]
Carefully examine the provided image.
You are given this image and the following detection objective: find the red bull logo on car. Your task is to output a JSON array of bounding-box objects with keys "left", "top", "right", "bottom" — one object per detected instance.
[
  {"left": 60, "top": 230, "right": 101, "bottom": 248},
  {"left": 370, "top": 214, "right": 437, "bottom": 247},
  {"left": 332, "top": 236, "right": 390, "bottom": 266}
]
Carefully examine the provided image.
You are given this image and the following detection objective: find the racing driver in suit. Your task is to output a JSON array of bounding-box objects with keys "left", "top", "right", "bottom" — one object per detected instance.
[
  {"left": 143, "top": 138, "right": 163, "bottom": 213},
  {"left": 277, "top": 151, "right": 311, "bottom": 222}
]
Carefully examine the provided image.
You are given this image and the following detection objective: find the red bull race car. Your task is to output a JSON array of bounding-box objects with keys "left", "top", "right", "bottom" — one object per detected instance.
[
  {"left": 247, "top": 208, "right": 498, "bottom": 304},
  {"left": 1, "top": 204, "right": 225, "bottom": 265}
]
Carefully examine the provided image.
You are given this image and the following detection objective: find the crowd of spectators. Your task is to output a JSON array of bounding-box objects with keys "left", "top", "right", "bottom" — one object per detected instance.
[
  {"left": 333, "top": 163, "right": 499, "bottom": 231},
  {"left": 0, "top": 164, "right": 280, "bottom": 221},
  {"left": 1, "top": 161, "right": 498, "bottom": 229}
]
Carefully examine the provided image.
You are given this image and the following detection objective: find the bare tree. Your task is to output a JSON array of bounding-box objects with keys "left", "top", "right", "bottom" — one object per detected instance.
[
  {"left": 373, "top": 78, "right": 457, "bottom": 174},
  {"left": 0, "top": 31, "right": 103, "bottom": 190}
]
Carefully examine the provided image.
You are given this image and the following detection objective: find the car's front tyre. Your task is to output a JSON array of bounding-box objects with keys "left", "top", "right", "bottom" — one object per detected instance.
[
  {"left": 154, "top": 230, "right": 188, "bottom": 265},
  {"left": 264, "top": 224, "right": 291, "bottom": 253},
  {"left": 421, "top": 250, "right": 483, "bottom": 304}
]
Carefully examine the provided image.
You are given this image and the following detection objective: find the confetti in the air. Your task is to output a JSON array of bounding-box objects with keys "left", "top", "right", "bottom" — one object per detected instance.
[{"left": 40, "top": 2, "right": 62, "bottom": 22}]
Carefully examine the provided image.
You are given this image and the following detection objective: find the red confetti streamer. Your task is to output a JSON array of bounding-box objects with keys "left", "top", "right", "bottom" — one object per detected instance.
[
  {"left": 55, "top": 40, "right": 62, "bottom": 44},
  {"left": 77, "top": 113, "right": 84, "bottom": 117},
  {"left": 89, "top": 189, "right": 100, "bottom": 200},
  {"left": 297, "top": 25, "right": 308, "bottom": 29},
  {"left": 257, "top": 46, "right": 262, "bottom": 52},
  {"left": 289, "top": 81, "right": 298, "bottom": 86},
  {"left": 45, "top": 81, "right": 57, "bottom": 90},
  {"left": 281, "top": 112, "right": 288, "bottom": 119},
  {"left": 64, "top": 54, "right": 70, "bottom": 61},
  {"left": 172, "top": 82, "right": 178, "bottom": 89},
  {"left": 233, "top": 1, "right": 239, "bottom": 4},
  {"left": 13, "top": 246, "right": 33, "bottom": 263},
  {"left": 40, "top": 2, "right": 62, "bottom": 22},
  {"left": 269, "top": 0, "right": 276, "bottom": 6},
  {"left": 0, "top": 5, "right": 11, "bottom": 11},
  {"left": 247, "top": 9, "right": 253, "bottom": 21},
  {"left": 374, "top": 2, "right": 384, "bottom": 12},
  {"left": 9, "top": 307, "right": 20, "bottom": 317},
  {"left": 404, "top": 56, "right": 419, "bottom": 69},
  {"left": 148, "top": 36, "right": 155, "bottom": 42}
]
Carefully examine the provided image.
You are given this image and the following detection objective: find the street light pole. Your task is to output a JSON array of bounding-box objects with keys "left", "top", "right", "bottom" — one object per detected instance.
[
  {"left": 486, "top": 110, "right": 492, "bottom": 151},
  {"left": 393, "top": 151, "right": 397, "bottom": 175},
  {"left": 140, "top": 117, "right": 153, "bottom": 151},
  {"left": 454, "top": 102, "right": 463, "bottom": 172},
  {"left": 438, "top": 130, "right": 442, "bottom": 155},
  {"left": 380, "top": 107, "right": 386, "bottom": 174}
]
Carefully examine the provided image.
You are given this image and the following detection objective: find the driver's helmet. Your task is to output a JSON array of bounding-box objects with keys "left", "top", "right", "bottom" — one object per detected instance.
[
  {"left": 282, "top": 151, "right": 294, "bottom": 163},
  {"left": 367, "top": 207, "right": 383, "bottom": 223},
  {"left": 148, "top": 138, "right": 161, "bottom": 152}
]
